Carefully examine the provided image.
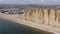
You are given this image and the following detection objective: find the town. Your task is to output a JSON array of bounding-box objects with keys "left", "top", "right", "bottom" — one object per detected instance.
[{"left": 0, "top": 6, "right": 25, "bottom": 14}]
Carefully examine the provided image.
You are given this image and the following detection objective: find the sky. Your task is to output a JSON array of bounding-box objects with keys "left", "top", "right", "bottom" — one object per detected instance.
[{"left": 0, "top": 0, "right": 60, "bottom": 5}]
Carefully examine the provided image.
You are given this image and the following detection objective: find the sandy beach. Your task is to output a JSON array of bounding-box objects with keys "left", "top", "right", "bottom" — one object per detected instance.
[{"left": 0, "top": 14, "right": 60, "bottom": 34}]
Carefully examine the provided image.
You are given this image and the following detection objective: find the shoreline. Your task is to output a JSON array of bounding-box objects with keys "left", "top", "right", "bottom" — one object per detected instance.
[{"left": 0, "top": 14, "right": 60, "bottom": 34}]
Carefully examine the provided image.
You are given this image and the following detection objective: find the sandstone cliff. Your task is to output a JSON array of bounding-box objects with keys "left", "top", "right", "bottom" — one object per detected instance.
[{"left": 19, "top": 8, "right": 60, "bottom": 28}]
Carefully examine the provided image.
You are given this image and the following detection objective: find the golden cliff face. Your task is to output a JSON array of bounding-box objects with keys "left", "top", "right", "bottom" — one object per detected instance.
[{"left": 19, "top": 8, "right": 60, "bottom": 28}]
